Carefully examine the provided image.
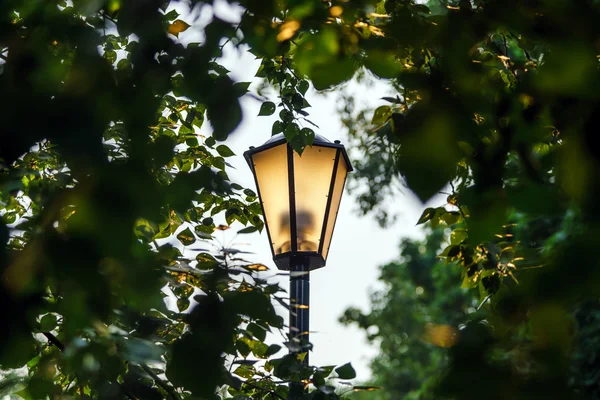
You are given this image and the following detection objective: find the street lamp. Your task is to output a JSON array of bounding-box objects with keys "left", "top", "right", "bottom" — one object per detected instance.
[{"left": 244, "top": 133, "right": 352, "bottom": 365}]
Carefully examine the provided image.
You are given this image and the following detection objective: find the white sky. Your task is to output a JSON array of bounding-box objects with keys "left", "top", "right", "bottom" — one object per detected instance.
[{"left": 173, "top": 1, "right": 437, "bottom": 380}]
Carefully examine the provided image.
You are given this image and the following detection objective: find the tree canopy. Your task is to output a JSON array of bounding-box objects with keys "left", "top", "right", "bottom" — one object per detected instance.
[
  {"left": 3, "top": 0, "right": 600, "bottom": 399},
  {"left": 341, "top": 228, "right": 476, "bottom": 400}
]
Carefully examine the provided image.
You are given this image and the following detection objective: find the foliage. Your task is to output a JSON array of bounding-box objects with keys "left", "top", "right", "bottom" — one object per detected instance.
[
  {"left": 0, "top": 0, "right": 364, "bottom": 399},
  {"left": 341, "top": 228, "right": 477, "bottom": 400},
  {"left": 333, "top": 0, "right": 600, "bottom": 398},
  {"left": 5, "top": 0, "right": 600, "bottom": 398}
]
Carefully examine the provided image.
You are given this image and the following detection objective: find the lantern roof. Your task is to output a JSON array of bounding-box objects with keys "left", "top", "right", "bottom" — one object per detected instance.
[{"left": 243, "top": 133, "right": 353, "bottom": 173}]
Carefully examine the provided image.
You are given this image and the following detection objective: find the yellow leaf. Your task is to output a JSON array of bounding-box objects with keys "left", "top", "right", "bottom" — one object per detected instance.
[
  {"left": 329, "top": 6, "right": 343, "bottom": 17},
  {"left": 277, "top": 20, "right": 300, "bottom": 42},
  {"left": 246, "top": 264, "right": 268, "bottom": 271},
  {"left": 422, "top": 323, "right": 459, "bottom": 348},
  {"left": 168, "top": 19, "right": 190, "bottom": 37}
]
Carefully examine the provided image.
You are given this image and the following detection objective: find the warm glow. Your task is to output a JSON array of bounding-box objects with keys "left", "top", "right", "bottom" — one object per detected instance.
[
  {"left": 293, "top": 146, "right": 337, "bottom": 252},
  {"left": 245, "top": 134, "right": 352, "bottom": 270},
  {"left": 322, "top": 154, "right": 347, "bottom": 259},
  {"left": 252, "top": 144, "right": 291, "bottom": 255}
]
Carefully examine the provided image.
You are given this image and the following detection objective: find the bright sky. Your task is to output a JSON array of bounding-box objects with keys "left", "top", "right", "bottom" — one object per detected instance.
[{"left": 174, "top": 1, "right": 434, "bottom": 380}]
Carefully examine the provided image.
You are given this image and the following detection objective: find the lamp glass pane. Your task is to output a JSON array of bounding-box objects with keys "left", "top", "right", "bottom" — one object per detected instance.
[
  {"left": 292, "top": 146, "right": 337, "bottom": 252},
  {"left": 322, "top": 155, "right": 348, "bottom": 260},
  {"left": 252, "top": 144, "right": 291, "bottom": 255}
]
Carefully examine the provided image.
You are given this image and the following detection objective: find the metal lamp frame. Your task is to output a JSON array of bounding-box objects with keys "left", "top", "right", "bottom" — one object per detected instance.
[{"left": 243, "top": 133, "right": 353, "bottom": 271}]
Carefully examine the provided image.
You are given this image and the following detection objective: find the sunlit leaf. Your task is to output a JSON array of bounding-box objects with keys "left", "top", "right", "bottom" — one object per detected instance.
[
  {"left": 176, "top": 227, "right": 196, "bottom": 246},
  {"left": 168, "top": 19, "right": 190, "bottom": 37}
]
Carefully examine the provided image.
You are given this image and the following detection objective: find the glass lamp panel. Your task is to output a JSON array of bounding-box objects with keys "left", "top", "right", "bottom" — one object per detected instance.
[
  {"left": 252, "top": 144, "right": 291, "bottom": 255},
  {"left": 322, "top": 155, "right": 348, "bottom": 260},
  {"left": 292, "top": 146, "right": 337, "bottom": 253}
]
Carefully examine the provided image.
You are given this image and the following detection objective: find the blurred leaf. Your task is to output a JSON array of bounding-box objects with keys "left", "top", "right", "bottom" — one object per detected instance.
[
  {"left": 371, "top": 105, "right": 392, "bottom": 125},
  {"left": 168, "top": 19, "right": 190, "bottom": 37},
  {"left": 39, "top": 314, "right": 57, "bottom": 332}
]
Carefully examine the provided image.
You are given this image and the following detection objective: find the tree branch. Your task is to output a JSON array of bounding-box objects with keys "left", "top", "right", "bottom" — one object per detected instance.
[{"left": 42, "top": 332, "right": 64, "bottom": 351}]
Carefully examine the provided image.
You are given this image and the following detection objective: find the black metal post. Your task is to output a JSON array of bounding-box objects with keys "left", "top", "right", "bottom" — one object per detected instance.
[{"left": 289, "top": 257, "right": 310, "bottom": 396}]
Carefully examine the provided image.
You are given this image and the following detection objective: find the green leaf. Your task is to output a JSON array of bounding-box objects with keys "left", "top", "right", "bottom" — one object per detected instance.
[
  {"left": 284, "top": 123, "right": 300, "bottom": 141},
  {"left": 430, "top": 207, "right": 446, "bottom": 229},
  {"left": 233, "top": 82, "right": 251, "bottom": 97},
  {"left": 272, "top": 120, "right": 284, "bottom": 135},
  {"left": 335, "top": 363, "right": 356, "bottom": 379},
  {"left": 372, "top": 105, "right": 392, "bottom": 125},
  {"left": 196, "top": 253, "right": 218, "bottom": 269},
  {"left": 300, "top": 127, "right": 315, "bottom": 145},
  {"left": 258, "top": 101, "right": 276, "bottom": 116},
  {"left": 417, "top": 207, "right": 435, "bottom": 225},
  {"left": 252, "top": 341, "right": 269, "bottom": 358},
  {"left": 443, "top": 211, "right": 461, "bottom": 225},
  {"left": 177, "top": 297, "right": 190, "bottom": 312},
  {"left": 135, "top": 219, "right": 157, "bottom": 242},
  {"left": 238, "top": 226, "right": 258, "bottom": 234},
  {"left": 450, "top": 228, "right": 468, "bottom": 245},
  {"left": 216, "top": 144, "right": 235, "bottom": 157},
  {"left": 247, "top": 323, "right": 267, "bottom": 341},
  {"left": 236, "top": 339, "right": 251, "bottom": 358},
  {"left": 264, "top": 344, "right": 282, "bottom": 357},
  {"left": 365, "top": 49, "right": 402, "bottom": 79},
  {"left": 298, "top": 80, "right": 309, "bottom": 95},
  {"left": 3, "top": 212, "right": 16, "bottom": 224},
  {"left": 176, "top": 227, "right": 196, "bottom": 246},
  {"left": 39, "top": 314, "right": 57, "bottom": 332},
  {"left": 104, "top": 50, "right": 117, "bottom": 64},
  {"left": 205, "top": 136, "right": 216, "bottom": 148},
  {"left": 210, "top": 62, "right": 230, "bottom": 75},
  {"left": 233, "top": 364, "right": 255, "bottom": 379}
]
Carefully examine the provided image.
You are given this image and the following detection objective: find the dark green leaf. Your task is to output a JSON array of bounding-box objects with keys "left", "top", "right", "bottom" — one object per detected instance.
[
  {"left": 335, "top": 363, "right": 356, "bottom": 379},
  {"left": 39, "top": 314, "right": 57, "bottom": 332},
  {"left": 298, "top": 80, "right": 309, "bottom": 95},
  {"left": 238, "top": 226, "right": 258, "bottom": 234},
  {"left": 258, "top": 101, "right": 276, "bottom": 116},
  {"left": 417, "top": 207, "right": 436, "bottom": 225},
  {"left": 176, "top": 227, "right": 196, "bottom": 246},
  {"left": 216, "top": 144, "right": 235, "bottom": 157},
  {"left": 272, "top": 120, "right": 284, "bottom": 135}
]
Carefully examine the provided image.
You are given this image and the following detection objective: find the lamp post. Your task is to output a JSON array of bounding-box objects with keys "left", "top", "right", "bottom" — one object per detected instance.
[{"left": 244, "top": 133, "right": 352, "bottom": 391}]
